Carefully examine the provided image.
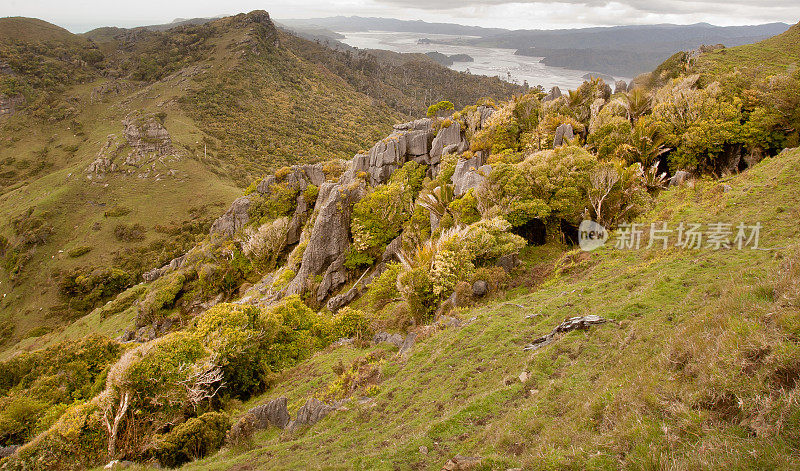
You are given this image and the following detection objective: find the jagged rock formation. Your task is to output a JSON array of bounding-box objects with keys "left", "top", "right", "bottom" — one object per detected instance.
[
  {"left": 207, "top": 109, "right": 493, "bottom": 309},
  {"left": 553, "top": 123, "right": 575, "bottom": 148},
  {"left": 209, "top": 196, "right": 251, "bottom": 236},
  {"left": 142, "top": 253, "right": 187, "bottom": 282},
  {"left": 86, "top": 113, "right": 179, "bottom": 178},
  {"left": 122, "top": 113, "right": 173, "bottom": 160},
  {"left": 248, "top": 397, "right": 290, "bottom": 429},
  {"left": 614, "top": 80, "right": 628, "bottom": 94},
  {"left": 452, "top": 152, "right": 489, "bottom": 197},
  {"left": 544, "top": 86, "right": 562, "bottom": 102},
  {"left": 288, "top": 397, "right": 334, "bottom": 431}
]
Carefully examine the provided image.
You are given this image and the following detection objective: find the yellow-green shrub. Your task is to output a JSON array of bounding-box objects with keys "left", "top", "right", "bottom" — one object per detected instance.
[{"left": 151, "top": 411, "right": 230, "bottom": 468}]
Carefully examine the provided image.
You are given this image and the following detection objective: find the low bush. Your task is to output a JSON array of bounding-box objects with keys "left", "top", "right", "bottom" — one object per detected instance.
[
  {"left": 113, "top": 223, "right": 146, "bottom": 242},
  {"left": 67, "top": 246, "right": 92, "bottom": 258},
  {"left": 151, "top": 411, "right": 230, "bottom": 468}
]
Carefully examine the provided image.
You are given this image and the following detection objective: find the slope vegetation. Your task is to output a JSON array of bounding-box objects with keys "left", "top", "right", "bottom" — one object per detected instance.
[
  {"left": 0, "top": 11, "right": 523, "bottom": 345},
  {"left": 189, "top": 147, "right": 800, "bottom": 470}
]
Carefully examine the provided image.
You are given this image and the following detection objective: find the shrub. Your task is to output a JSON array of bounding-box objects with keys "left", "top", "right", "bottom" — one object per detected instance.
[
  {"left": 226, "top": 413, "right": 256, "bottom": 450},
  {"left": 462, "top": 218, "right": 526, "bottom": 266},
  {"left": 2, "top": 401, "right": 107, "bottom": 471},
  {"left": 260, "top": 296, "right": 330, "bottom": 370},
  {"left": 427, "top": 100, "right": 455, "bottom": 117},
  {"left": 113, "top": 223, "right": 146, "bottom": 242},
  {"left": 330, "top": 307, "right": 371, "bottom": 340},
  {"left": 448, "top": 189, "right": 480, "bottom": 226},
  {"left": 58, "top": 267, "right": 136, "bottom": 314},
  {"left": 241, "top": 217, "right": 289, "bottom": 272},
  {"left": 350, "top": 161, "right": 426, "bottom": 260},
  {"left": 136, "top": 271, "right": 186, "bottom": 327},
  {"left": 366, "top": 263, "right": 402, "bottom": 310},
  {"left": 151, "top": 411, "right": 230, "bottom": 468},
  {"left": 195, "top": 304, "right": 266, "bottom": 397},
  {"left": 108, "top": 331, "right": 207, "bottom": 426},
  {"left": 67, "top": 246, "right": 91, "bottom": 258},
  {"left": 0, "top": 396, "right": 49, "bottom": 445}
]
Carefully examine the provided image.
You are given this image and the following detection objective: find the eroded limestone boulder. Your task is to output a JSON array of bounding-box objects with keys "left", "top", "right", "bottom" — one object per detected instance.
[
  {"left": 249, "top": 397, "right": 290, "bottom": 429},
  {"left": 553, "top": 123, "right": 574, "bottom": 148},
  {"left": 209, "top": 196, "right": 250, "bottom": 236}
]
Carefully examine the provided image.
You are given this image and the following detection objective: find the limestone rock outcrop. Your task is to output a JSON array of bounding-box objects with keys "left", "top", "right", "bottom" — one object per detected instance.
[
  {"left": 452, "top": 152, "right": 489, "bottom": 197},
  {"left": 544, "top": 86, "right": 562, "bottom": 102},
  {"left": 288, "top": 397, "right": 333, "bottom": 430},
  {"left": 209, "top": 196, "right": 251, "bottom": 236},
  {"left": 553, "top": 123, "right": 575, "bottom": 148},
  {"left": 122, "top": 114, "right": 173, "bottom": 157},
  {"left": 248, "top": 397, "right": 290, "bottom": 429}
]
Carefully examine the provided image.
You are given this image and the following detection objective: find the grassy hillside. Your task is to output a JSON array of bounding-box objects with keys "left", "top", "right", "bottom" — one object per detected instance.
[
  {"left": 694, "top": 22, "right": 800, "bottom": 78},
  {"left": 186, "top": 147, "right": 800, "bottom": 470},
  {"left": 0, "top": 12, "right": 523, "bottom": 346},
  {"left": 0, "top": 17, "right": 84, "bottom": 44},
  {"left": 2, "top": 14, "right": 799, "bottom": 471}
]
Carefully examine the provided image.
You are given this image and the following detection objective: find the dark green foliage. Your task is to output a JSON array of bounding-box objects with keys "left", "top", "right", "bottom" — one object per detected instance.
[
  {"left": 136, "top": 271, "right": 187, "bottom": 327},
  {"left": 367, "top": 263, "right": 402, "bottom": 310},
  {"left": 350, "top": 161, "right": 426, "bottom": 262},
  {"left": 113, "top": 223, "right": 146, "bottom": 242},
  {"left": 57, "top": 267, "right": 136, "bottom": 315},
  {"left": 247, "top": 182, "right": 300, "bottom": 225},
  {"left": 152, "top": 412, "right": 231, "bottom": 468}
]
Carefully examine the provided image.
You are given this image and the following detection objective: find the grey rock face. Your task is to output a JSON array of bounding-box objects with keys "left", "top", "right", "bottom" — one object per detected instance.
[
  {"left": 326, "top": 287, "right": 361, "bottom": 313},
  {"left": 290, "top": 397, "right": 333, "bottom": 430},
  {"left": 399, "top": 332, "right": 417, "bottom": 357},
  {"left": 544, "top": 86, "right": 562, "bottom": 102},
  {"left": 142, "top": 253, "right": 187, "bottom": 282},
  {"left": 249, "top": 397, "right": 290, "bottom": 429},
  {"left": 122, "top": 114, "right": 173, "bottom": 156},
  {"left": 669, "top": 170, "right": 691, "bottom": 187},
  {"left": 209, "top": 196, "right": 251, "bottom": 236},
  {"left": 553, "top": 123, "right": 574, "bottom": 148},
  {"left": 373, "top": 331, "right": 405, "bottom": 348},
  {"left": 285, "top": 174, "right": 365, "bottom": 302},
  {"left": 614, "top": 80, "right": 628, "bottom": 94},
  {"left": 472, "top": 280, "right": 489, "bottom": 297},
  {"left": 452, "top": 153, "right": 488, "bottom": 197},
  {"left": 406, "top": 129, "right": 431, "bottom": 156},
  {"left": 430, "top": 121, "right": 463, "bottom": 160}
]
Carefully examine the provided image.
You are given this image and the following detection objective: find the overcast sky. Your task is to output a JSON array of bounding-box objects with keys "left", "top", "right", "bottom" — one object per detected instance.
[{"left": 1, "top": 0, "right": 798, "bottom": 33}]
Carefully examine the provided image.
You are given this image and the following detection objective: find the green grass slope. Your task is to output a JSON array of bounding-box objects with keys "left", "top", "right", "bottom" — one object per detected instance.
[
  {"left": 186, "top": 148, "right": 800, "bottom": 470},
  {"left": 695, "top": 21, "right": 800, "bottom": 78}
]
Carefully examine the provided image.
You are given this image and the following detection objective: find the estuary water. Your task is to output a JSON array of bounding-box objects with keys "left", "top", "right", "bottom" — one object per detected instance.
[{"left": 336, "top": 31, "right": 626, "bottom": 91}]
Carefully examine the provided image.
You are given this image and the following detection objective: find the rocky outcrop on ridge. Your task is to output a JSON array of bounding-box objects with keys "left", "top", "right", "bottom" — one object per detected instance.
[{"left": 206, "top": 106, "right": 496, "bottom": 308}]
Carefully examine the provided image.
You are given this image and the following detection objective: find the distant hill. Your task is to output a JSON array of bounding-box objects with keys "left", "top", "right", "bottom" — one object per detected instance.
[
  {"left": 0, "top": 17, "right": 89, "bottom": 44},
  {"left": 280, "top": 16, "right": 506, "bottom": 36},
  {"left": 288, "top": 17, "right": 791, "bottom": 77}
]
